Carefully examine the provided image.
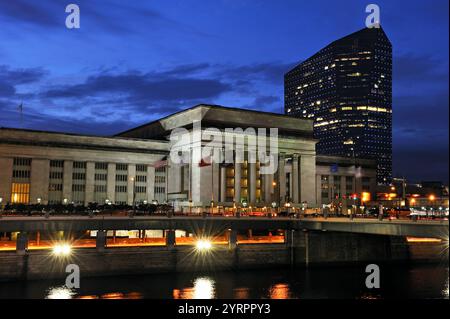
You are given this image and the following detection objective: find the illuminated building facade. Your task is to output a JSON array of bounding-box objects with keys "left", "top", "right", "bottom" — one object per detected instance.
[
  {"left": 0, "top": 105, "right": 376, "bottom": 208},
  {"left": 285, "top": 27, "right": 392, "bottom": 184}
]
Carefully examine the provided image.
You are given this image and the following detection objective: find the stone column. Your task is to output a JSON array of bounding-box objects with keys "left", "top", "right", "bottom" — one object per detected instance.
[
  {"left": 228, "top": 230, "right": 237, "bottom": 249},
  {"left": 264, "top": 172, "right": 274, "bottom": 204},
  {"left": 106, "top": 163, "right": 116, "bottom": 203},
  {"left": 292, "top": 154, "right": 299, "bottom": 203},
  {"left": 147, "top": 165, "right": 155, "bottom": 201},
  {"left": 127, "top": 164, "right": 136, "bottom": 206},
  {"left": 30, "top": 159, "right": 50, "bottom": 204},
  {"left": 316, "top": 174, "right": 322, "bottom": 206},
  {"left": 168, "top": 163, "right": 182, "bottom": 194},
  {"left": 62, "top": 160, "right": 73, "bottom": 203},
  {"left": 220, "top": 165, "right": 227, "bottom": 203},
  {"left": 85, "top": 162, "right": 95, "bottom": 206},
  {"left": 234, "top": 162, "right": 241, "bottom": 204},
  {"left": 340, "top": 176, "right": 346, "bottom": 200},
  {"left": 0, "top": 158, "right": 13, "bottom": 204},
  {"left": 16, "top": 232, "right": 28, "bottom": 254},
  {"left": 355, "top": 166, "right": 362, "bottom": 194},
  {"left": 328, "top": 175, "right": 334, "bottom": 204},
  {"left": 249, "top": 162, "right": 257, "bottom": 204},
  {"left": 300, "top": 155, "right": 316, "bottom": 206},
  {"left": 278, "top": 154, "right": 286, "bottom": 203},
  {"left": 96, "top": 230, "right": 106, "bottom": 251},
  {"left": 212, "top": 163, "right": 220, "bottom": 204},
  {"left": 166, "top": 230, "right": 176, "bottom": 248}
]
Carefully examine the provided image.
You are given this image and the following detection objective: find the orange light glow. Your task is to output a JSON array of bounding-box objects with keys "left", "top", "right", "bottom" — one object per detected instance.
[
  {"left": 406, "top": 237, "right": 442, "bottom": 243},
  {"left": 429, "top": 195, "right": 436, "bottom": 201},
  {"left": 361, "top": 192, "right": 371, "bottom": 202}
]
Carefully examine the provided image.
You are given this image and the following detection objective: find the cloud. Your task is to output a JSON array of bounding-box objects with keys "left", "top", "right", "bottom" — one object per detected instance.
[
  {"left": 0, "top": 0, "right": 60, "bottom": 27},
  {"left": 219, "top": 62, "right": 298, "bottom": 85},
  {"left": 394, "top": 54, "right": 449, "bottom": 89},
  {"left": 42, "top": 71, "right": 232, "bottom": 108},
  {"left": 0, "top": 65, "right": 47, "bottom": 85}
]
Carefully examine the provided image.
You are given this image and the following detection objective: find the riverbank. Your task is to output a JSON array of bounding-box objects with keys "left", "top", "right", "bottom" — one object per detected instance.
[{"left": 0, "top": 233, "right": 447, "bottom": 282}]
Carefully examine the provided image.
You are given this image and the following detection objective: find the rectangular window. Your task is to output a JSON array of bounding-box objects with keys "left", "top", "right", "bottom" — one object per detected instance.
[
  {"left": 136, "top": 175, "right": 147, "bottom": 183},
  {"left": 136, "top": 164, "right": 147, "bottom": 172},
  {"left": 11, "top": 183, "right": 30, "bottom": 203},
  {"left": 49, "top": 171, "right": 64, "bottom": 179},
  {"left": 12, "top": 170, "right": 31, "bottom": 179},
  {"left": 73, "top": 161, "right": 86, "bottom": 169},
  {"left": 13, "top": 158, "right": 31, "bottom": 166},
  {"left": 95, "top": 162, "right": 108, "bottom": 170},
  {"left": 73, "top": 172, "right": 86, "bottom": 180},
  {"left": 50, "top": 160, "right": 64, "bottom": 168},
  {"left": 115, "top": 174, "right": 128, "bottom": 182},
  {"left": 116, "top": 163, "right": 128, "bottom": 171},
  {"left": 115, "top": 185, "right": 127, "bottom": 193},
  {"left": 95, "top": 173, "right": 107, "bottom": 181}
]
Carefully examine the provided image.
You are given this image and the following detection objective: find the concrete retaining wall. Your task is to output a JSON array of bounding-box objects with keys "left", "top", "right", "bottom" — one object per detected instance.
[{"left": 0, "top": 231, "right": 446, "bottom": 282}]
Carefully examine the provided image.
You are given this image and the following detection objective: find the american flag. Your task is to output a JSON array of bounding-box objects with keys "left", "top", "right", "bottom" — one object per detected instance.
[{"left": 150, "top": 159, "right": 167, "bottom": 168}]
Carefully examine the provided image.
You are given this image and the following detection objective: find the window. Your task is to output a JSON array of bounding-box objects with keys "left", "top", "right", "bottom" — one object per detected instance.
[
  {"left": 11, "top": 183, "right": 30, "bottom": 203},
  {"left": 116, "top": 163, "right": 128, "bottom": 171},
  {"left": 136, "top": 175, "right": 147, "bottom": 183},
  {"left": 116, "top": 174, "right": 128, "bottom": 182},
  {"left": 49, "top": 184, "right": 63, "bottom": 191},
  {"left": 94, "top": 185, "right": 107, "bottom": 192},
  {"left": 115, "top": 185, "right": 127, "bottom": 193},
  {"left": 50, "top": 160, "right": 64, "bottom": 168},
  {"left": 95, "top": 173, "right": 107, "bottom": 181},
  {"left": 73, "top": 161, "right": 86, "bottom": 169},
  {"left": 72, "top": 184, "right": 85, "bottom": 192},
  {"left": 73, "top": 173, "right": 86, "bottom": 180},
  {"left": 13, "top": 158, "right": 31, "bottom": 166},
  {"left": 135, "top": 186, "right": 147, "bottom": 193},
  {"left": 49, "top": 171, "right": 64, "bottom": 179},
  {"left": 12, "top": 170, "right": 31, "bottom": 178},
  {"left": 136, "top": 164, "right": 147, "bottom": 172},
  {"left": 95, "top": 162, "right": 108, "bottom": 170}
]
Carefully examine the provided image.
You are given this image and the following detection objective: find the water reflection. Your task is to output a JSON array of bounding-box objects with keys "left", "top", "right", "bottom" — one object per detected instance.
[
  {"left": 46, "top": 286, "right": 76, "bottom": 299},
  {"left": 173, "top": 276, "right": 216, "bottom": 299},
  {"left": 269, "top": 284, "right": 290, "bottom": 299},
  {"left": 3, "top": 265, "right": 447, "bottom": 299}
]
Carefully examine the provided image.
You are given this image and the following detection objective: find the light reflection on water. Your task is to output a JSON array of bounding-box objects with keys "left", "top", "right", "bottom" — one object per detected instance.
[
  {"left": 6, "top": 264, "right": 448, "bottom": 299},
  {"left": 173, "top": 277, "right": 216, "bottom": 299},
  {"left": 46, "top": 286, "right": 76, "bottom": 299}
]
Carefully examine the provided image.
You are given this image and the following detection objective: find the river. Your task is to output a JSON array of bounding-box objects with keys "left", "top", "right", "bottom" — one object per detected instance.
[{"left": 0, "top": 264, "right": 448, "bottom": 299}]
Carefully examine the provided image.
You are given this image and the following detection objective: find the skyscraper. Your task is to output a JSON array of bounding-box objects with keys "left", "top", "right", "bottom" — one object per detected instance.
[{"left": 284, "top": 27, "right": 392, "bottom": 184}]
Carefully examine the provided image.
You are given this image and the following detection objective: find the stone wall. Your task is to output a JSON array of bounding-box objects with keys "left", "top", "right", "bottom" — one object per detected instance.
[{"left": 0, "top": 232, "right": 446, "bottom": 282}]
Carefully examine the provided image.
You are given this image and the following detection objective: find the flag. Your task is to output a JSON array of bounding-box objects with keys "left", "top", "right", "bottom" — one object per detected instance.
[
  {"left": 198, "top": 156, "right": 212, "bottom": 167},
  {"left": 150, "top": 159, "right": 167, "bottom": 168}
]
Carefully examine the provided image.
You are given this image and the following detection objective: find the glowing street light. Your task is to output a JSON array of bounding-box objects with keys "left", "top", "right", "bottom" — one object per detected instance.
[
  {"left": 195, "top": 239, "right": 212, "bottom": 251},
  {"left": 53, "top": 243, "right": 72, "bottom": 256}
]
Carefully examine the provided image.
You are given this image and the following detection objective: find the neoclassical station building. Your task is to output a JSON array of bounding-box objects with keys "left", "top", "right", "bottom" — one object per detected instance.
[{"left": 0, "top": 104, "right": 376, "bottom": 209}]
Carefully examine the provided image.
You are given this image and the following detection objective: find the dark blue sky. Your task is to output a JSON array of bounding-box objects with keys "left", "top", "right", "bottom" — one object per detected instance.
[{"left": 0, "top": 0, "right": 448, "bottom": 182}]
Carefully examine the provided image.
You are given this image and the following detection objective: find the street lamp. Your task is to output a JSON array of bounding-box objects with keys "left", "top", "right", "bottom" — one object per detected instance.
[
  {"left": 271, "top": 201, "right": 277, "bottom": 218},
  {"left": 131, "top": 177, "right": 136, "bottom": 216},
  {"left": 242, "top": 200, "right": 248, "bottom": 216}
]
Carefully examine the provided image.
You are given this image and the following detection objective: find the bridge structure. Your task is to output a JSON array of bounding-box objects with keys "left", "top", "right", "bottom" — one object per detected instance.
[
  {"left": 0, "top": 215, "right": 448, "bottom": 281},
  {"left": 0, "top": 216, "right": 448, "bottom": 244}
]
